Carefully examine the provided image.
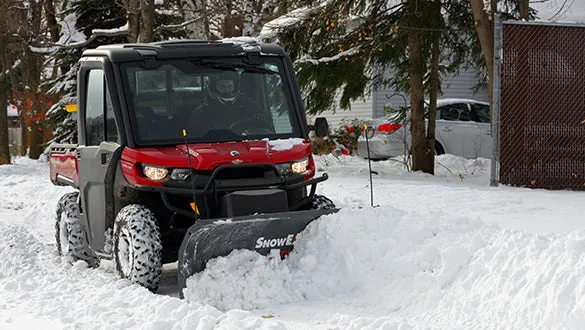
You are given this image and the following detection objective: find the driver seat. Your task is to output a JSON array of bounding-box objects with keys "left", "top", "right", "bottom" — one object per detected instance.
[{"left": 135, "top": 105, "right": 159, "bottom": 140}]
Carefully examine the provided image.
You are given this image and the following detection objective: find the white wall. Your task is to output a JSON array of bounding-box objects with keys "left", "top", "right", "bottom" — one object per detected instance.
[
  {"left": 307, "top": 95, "right": 373, "bottom": 131},
  {"left": 306, "top": 67, "right": 488, "bottom": 132},
  {"left": 373, "top": 68, "right": 488, "bottom": 118}
]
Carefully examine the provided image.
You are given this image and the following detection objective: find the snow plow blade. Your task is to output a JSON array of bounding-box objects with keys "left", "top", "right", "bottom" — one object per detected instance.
[{"left": 177, "top": 208, "right": 337, "bottom": 292}]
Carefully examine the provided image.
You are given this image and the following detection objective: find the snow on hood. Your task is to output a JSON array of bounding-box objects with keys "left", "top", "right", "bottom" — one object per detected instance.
[{"left": 266, "top": 138, "right": 305, "bottom": 151}]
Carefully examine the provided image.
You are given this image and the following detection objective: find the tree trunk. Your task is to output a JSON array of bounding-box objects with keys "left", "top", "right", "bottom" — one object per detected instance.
[
  {"left": 221, "top": 2, "right": 241, "bottom": 37},
  {"left": 407, "top": 0, "right": 433, "bottom": 173},
  {"left": 408, "top": 20, "right": 428, "bottom": 173},
  {"left": 0, "top": 78, "right": 9, "bottom": 164},
  {"left": 19, "top": 116, "right": 27, "bottom": 156},
  {"left": 124, "top": 0, "right": 141, "bottom": 43},
  {"left": 0, "top": 78, "right": 9, "bottom": 163},
  {"left": 470, "top": 0, "right": 494, "bottom": 124},
  {"left": 0, "top": 81, "right": 9, "bottom": 164},
  {"left": 18, "top": 0, "right": 44, "bottom": 159},
  {"left": 28, "top": 92, "right": 43, "bottom": 159},
  {"left": 139, "top": 0, "right": 155, "bottom": 42},
  {"left": 44, "top": 0, "right": 60, "bottom": 43},
  {"left": 424, "top": 30, "right": 441, "bottom": 174},
  {"left": 0, "top": 1, "right": 11, "bottom": 164},
  {"left": 519, "top": 0, "right": 529, "bottom": 20},
  {"left": 181, "top": 0, "right": 209, "bottom": 39},
  {"left": 44, "top": 0, "right": 62, "bottom": 81}
]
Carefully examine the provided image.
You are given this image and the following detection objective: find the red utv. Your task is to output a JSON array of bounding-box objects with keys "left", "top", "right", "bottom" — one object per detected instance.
[{"left": 49, "top": 39, "right": 336, "bottom": 293}]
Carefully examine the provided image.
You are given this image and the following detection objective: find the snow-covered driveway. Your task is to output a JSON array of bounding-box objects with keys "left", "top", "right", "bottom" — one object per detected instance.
[{"left": 1, "top": 155, "right": 585, "bottom": 329}]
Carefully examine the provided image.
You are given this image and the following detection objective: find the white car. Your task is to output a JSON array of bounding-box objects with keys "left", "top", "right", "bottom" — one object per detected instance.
[{"left": 357, "top": 98, "right": 492, "bottom": 160}]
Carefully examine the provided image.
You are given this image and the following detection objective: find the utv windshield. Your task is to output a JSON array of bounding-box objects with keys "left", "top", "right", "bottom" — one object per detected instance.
[{"left": 120, "top": 58, "right": 302, "bottom": 145}]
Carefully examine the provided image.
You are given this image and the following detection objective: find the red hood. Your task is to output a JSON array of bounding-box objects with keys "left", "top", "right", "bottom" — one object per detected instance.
[{"left": 122, "top": 139, "right": 312, "bottom": 171}]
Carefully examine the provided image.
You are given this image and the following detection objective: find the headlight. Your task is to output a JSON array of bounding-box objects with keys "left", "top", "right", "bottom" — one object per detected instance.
[
  {"left": 275, "top": 158, "right": 310, "bottom": 176},
  {"left": 291, "top": 158, "right": 309, "bottom": 174},
  {"left": 142, "top": 165, "right": 169, "bottom": 181}
]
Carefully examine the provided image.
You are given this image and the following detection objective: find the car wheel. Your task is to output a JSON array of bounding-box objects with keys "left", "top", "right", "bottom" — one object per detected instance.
[
  {"left": 55, "top": 192, "right": 99, "bottom": 267},
  {"left": 435, "top": 141, "right": 445, "bottom": 155},
  {"left": 113, "top": 204, "right": 163, "bottom": 292}
]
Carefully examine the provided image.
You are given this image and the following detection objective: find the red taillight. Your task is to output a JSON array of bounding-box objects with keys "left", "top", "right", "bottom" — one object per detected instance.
[{"left": 377, "top": 123, "right": 402, "bottom": 135}]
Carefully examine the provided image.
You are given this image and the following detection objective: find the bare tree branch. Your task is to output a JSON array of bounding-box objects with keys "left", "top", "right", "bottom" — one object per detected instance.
[
  {"left": 47, "top": 24, "right": 130, "bottom": 50},
  {"left": 153, "top": 16, "right": 204, "bottom": 35},
  {"left": 549, "top": 0, "right": 572, "bottom": 20}
]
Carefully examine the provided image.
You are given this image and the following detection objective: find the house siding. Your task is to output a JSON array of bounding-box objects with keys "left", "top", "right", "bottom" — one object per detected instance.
[
  {"left": 307, "top": 96, "right": 372, "bottom": 130},
  {"left": 308, "top": 67, "right": 488, "bottom": 130},
  {"left": 374, "top": 68, "right": 488, "bottom": 118}
]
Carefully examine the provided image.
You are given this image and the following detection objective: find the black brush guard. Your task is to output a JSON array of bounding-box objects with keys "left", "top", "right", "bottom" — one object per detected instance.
[{"left": 153, "top": 163, "right": 330, "bottom": 219}]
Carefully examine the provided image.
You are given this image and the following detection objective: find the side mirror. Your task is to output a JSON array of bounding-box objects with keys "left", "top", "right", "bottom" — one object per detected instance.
[{"left": 313, "top": 117, "right": 329, "bottom": 137}]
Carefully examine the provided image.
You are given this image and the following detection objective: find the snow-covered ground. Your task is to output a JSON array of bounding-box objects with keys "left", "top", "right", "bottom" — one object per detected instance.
[{"left": 1, "top": 154, "right": 585, "bottom": 329}]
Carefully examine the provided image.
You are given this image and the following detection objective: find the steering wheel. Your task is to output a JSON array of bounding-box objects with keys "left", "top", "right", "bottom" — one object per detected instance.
[{"left": 228, "top": 118, "right": 274, "bottom": 135}]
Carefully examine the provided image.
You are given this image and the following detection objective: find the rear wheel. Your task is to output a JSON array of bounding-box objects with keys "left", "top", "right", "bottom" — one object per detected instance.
[
  {"left": 113, "top": 204, "right": 163, "bottom": 292},
  {"left": 311, "top": 194, "right": 336, "bottom": 210},
  {"left": 55, "top": 192, "right": 99, "bottom": 267}
]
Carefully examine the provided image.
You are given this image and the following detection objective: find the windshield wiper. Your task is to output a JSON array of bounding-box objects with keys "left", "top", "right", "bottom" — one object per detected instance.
[{"left": 191, "top": 60, "right": 277, "bottom": 75}]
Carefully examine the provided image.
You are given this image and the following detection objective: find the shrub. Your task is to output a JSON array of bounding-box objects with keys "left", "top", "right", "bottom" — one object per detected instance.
[
  {"left": 331, "top": 118, "right": 364, "bottom": 155},
  {"left": 311, "top": 118, "right": 364, "bottom": 156}
]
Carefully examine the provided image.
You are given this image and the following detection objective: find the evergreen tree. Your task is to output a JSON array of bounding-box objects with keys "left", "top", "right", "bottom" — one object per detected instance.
[
  {"left": 46, "top": 0, "right": 126, "bottom": 144},
  {"left": 46, "top": 0, "right": 186, "bottom": 144},
  {"left": 263, "top": 0, "right": 527, "bottom": 173}
]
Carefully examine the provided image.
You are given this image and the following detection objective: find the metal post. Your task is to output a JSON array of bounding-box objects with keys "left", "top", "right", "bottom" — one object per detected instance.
[
  {"left": 490, "top": 14, "right": 502, "bottom": 187},
  {"left": 364, "top": 126, "right": 375, "bottom": 207}
]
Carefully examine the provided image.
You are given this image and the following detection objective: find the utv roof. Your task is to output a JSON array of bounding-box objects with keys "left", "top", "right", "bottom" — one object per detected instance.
[{"left": 81, "top": 39, "right": 286, "bottom": 63}]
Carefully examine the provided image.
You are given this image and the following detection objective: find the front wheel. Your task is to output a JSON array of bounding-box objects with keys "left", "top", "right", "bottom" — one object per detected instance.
[
  {"left": 55, "top": 192, "right": 99, "bottom": 267},
  {"left": 311, "top": 194, "right": 336, "bottom": 210},
  {"left": 113, "top": 204, "right": 163, "bottom": 292}
]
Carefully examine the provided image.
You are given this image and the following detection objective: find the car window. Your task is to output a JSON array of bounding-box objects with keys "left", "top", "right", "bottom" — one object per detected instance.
[
  {"left": 438, "top": 103, "right": 471, "bottom": 121},
  {"left": 470, "top": 103, "right": 490, "bottom": 123}
]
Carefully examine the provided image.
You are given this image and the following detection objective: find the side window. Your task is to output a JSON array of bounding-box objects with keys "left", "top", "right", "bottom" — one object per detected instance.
[
  {"left": 86, "top": 69, "right": 117, "bottom": 145},
  {"left": 263, "top": 65, "right": 293, "bottom": 133},
  {"left": 470, "top": 103, "right": 490, "bottom": 123},
  {"left": 105, "top": 87, "right": 118, "bottom": 142},
  {"left": 86, "top": 70, "right": 105, "bottom": 145},
  {"left": 452, "top": 103, "right": 470, "bottom": 121},
  {"left": 439, "top": 103, "right": 470, "bottom": 121},
  {"left": 438, "top": 105, "right": 459, "bottom": 121}
]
